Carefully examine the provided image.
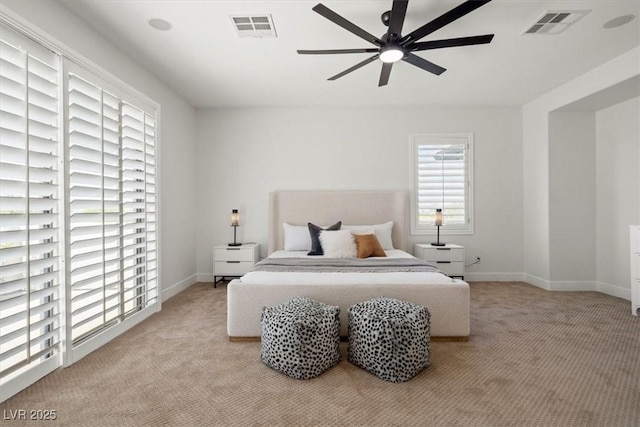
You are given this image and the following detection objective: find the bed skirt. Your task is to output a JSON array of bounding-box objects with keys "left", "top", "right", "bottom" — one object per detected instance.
[{"left": 226, "top": 280, "right": 470, "bottom": 341}]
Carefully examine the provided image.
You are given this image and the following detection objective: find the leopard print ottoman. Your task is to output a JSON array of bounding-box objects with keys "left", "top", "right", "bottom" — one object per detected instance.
[
  {"left": 261, "top": 296, "right": 340, "bottom": 380},
  {"left": 347, "top": 296, "right": 431, "bottom": 383}
]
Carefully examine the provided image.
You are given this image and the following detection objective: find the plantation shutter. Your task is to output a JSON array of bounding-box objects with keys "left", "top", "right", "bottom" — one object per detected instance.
[
  {"left": 411, "top": 133, "right": 473, "bottom": 234},
  {"left": 67, "top": 73, "right": 122, "bottom": 343},
  {"left": 0, "top": 26, "right": 61, "bottom": 396},
  {"left": 120, "top": 102, "right": 158, "bottom": 315},
  {"left": 65, "top": 64, "right": 158, "bottom": 362}
]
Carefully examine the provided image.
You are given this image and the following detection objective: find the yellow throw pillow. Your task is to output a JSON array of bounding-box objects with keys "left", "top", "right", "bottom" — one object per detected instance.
[{"left": 353, "top": 233, "right": 387, "bottom": 258}]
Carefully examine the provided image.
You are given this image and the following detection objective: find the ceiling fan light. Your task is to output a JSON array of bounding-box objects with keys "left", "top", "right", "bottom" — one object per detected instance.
[{"left": 379, "top": 46, "right": 404, "bottom": 63}]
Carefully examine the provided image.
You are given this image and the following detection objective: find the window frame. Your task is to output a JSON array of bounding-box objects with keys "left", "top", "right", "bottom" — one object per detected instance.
[{"left": 410, "top": 133, "right": 474, "bottom": 235}]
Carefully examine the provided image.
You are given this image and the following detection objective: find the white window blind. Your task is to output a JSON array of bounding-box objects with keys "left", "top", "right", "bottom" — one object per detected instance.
[
  {"left": 0, "top": 27, "right": 61, "bottom": 394},
  {"left": 66, "top": 67, "right": 158, "bottom": 360},
  {"left": 411, "top": 133, "right": 473, "bottom": 234}
]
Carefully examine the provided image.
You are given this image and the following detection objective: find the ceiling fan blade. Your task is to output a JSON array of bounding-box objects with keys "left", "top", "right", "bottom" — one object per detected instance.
[
  {"left": 409, "top": 34, "right": 494, "bottom": 51},
  {"left": 400, "top": 0, "right": 492, "bottom": 45},
  {"left": 387, "top": 0, "right": 409, "bottom": 39},
  {"left": 378, "top": 63, "right": 393, "bottom": 87},
  {"left": 297, "top": 48, "right": 379, "bottom": 55},
  {"left": 328, "top": 54, "right": 379, "bottom": 81},
  {"left": 312, "top": 3, "right": 383, "bottom": 46},
  {"left": 402, "top": 53, "right": 446, "bottom": 75}
]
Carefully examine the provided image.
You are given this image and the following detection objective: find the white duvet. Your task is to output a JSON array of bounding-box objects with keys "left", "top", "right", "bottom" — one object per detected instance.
[{"left": 239, "top": 249, "right": 456, "bottom": 285}]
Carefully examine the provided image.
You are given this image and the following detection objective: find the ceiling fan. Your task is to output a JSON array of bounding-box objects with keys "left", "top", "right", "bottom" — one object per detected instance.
[{"left": 297, "top": 0, "right": 494, "bottom": 87}]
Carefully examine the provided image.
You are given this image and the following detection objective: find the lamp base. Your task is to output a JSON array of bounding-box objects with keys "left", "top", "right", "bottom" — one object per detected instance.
[
  {"left": 431, "top": 242, "right": 446, "bottom": 246},
  {"left": 228, "top": 243, "right": 242, "bottom": 247}
]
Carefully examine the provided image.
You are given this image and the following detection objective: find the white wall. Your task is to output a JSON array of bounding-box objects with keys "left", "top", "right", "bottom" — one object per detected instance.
[
  {"left": 522, "top": 104, "right": 551, "bottom": 282},
  {"left": 548, "top": 112, "right": 596, "bottom": 282},
  {"left": 1, "top": 1, "right": 198, "bottom": 297},
  {"left": 195, "top": 106, "right": 523, "bottom": 282},
  {"left": 522, "top": 46, "right": 640, "bottom": 290},
  {"left": 596, "top": 97, "right": 640, "bottom": 296}
]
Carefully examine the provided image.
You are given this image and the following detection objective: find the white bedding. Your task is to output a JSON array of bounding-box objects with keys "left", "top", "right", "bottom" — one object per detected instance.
[{"left": 240, "top": 249, "right": 456, "bottom": 285}]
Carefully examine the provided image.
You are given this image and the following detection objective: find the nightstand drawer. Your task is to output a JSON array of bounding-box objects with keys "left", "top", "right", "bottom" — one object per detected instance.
[
  {"left": 421, "top": 248, "right": 464, "bottom": 262},
  {"left": 431, "top": 261, "right": 464, "bottom": 277},
  {"left": 213, "top": 243, "right": 259, "bottom": 287},
  {"left": 414, "top": 243, "right": 465, "bottom": 278},
  {"left": 214, "top": 247, "right": 256, "bottom": 262},
  {"left": 214, "top": 261, "right": 253, "bottom": 276}
]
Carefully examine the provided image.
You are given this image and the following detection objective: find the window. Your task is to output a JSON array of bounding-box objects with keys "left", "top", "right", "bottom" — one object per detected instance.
[
  {"left": 0, "top": 25, "right": 62, "bottom": 399},
  {"left": 64, "top": 63, "right": 159, "bottom": 364},
  {"left": 411, "top": 133, "right": 473, "bottom": 234},
  {"left": 0, "top": 19, "right": 160, "bottom": 400}
]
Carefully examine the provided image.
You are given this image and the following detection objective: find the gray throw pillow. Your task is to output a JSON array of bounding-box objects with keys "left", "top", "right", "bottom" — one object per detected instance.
[{"left": 307, "top": 221, "right": 342, "bottom": 256}]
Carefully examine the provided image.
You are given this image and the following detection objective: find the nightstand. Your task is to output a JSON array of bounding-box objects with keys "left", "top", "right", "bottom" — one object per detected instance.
[
  {"left": 213, "top": 243, "right": 260, "bottom": 287},
  {"left": 414, "top": 243, "right": 465, "bottom": 279}
]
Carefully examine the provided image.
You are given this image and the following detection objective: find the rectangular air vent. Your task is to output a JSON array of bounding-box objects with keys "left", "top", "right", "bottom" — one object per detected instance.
[
  {"left": 230, "top": 15, "right": 277, "bottom": 38},
  {"left": 523, "top": 10, "right": 590, "bottom": 35}
]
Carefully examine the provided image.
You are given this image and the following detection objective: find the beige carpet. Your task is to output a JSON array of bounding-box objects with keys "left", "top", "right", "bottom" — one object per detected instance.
[{"left": 1, "top": 282, "right": 639, "bottom": 426}]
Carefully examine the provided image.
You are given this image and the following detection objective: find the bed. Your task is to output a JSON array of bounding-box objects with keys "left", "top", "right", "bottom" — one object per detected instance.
[{"left": 226, "top": 190, "right": 470, "bottom": 341}]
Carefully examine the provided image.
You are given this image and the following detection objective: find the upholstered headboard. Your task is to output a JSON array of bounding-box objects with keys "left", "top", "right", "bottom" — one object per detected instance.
[{"left": 268, "top": 190, "right": 409, "bottom": 254}]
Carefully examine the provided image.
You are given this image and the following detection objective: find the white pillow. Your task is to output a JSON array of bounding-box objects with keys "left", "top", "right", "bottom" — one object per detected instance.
[
  {"left": 283, "top": 223, "right": 311, "bottom": 251},
  {"left": 343, "top": 221, "right": 394, "bottom": 249},
  {"left": 319, "top": 230, "right": 357, "bottom": 258}
]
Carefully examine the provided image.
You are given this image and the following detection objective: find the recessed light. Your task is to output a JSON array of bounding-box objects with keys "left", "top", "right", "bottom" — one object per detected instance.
[
  {"left": 603, "top": 14, "right": 635, "bottom": 29},
  {"left": 148, "top": 18, "right": 172, "bottom": 31}
]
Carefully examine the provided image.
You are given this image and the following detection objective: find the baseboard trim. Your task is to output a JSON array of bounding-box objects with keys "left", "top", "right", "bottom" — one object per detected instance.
[
  {"left": 522, "top": 275, "right": 597, "bottom": 292},
  {"left": 549, "top": 280, "right": 597, "bottom": 292},
  {"left": 465, "top": 272, "right": 524, "bottom": 282},
  {"left": 162, "top": 274, "right": 197, "bottom": 302},
  {"left": 522, "top": 274, "right": 630, "bottom": 301},
  {"left": 523, "top": 274, "right": 551, "bottom": 290},
  {"left": 595, "top": 281, "right": 631, "bottom": 301}
]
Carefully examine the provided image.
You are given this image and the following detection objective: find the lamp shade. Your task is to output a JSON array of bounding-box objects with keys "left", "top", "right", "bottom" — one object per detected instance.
[
  {"left": 231, "top": 209, "right": 239, "bottom": 226},
  {"left": 431, "top": 208, "right": 445, "bottom": 246},
  {"left": 435, "top": 209, "right": 443, "bottom": 226}
]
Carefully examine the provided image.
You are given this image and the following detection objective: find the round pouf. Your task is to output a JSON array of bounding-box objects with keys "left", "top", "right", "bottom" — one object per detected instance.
[
  {"left": 261, "top": 296, "right": 340, "bottom": 380},
  {"left": 347, "top": 296, "right": 431, "bottom": 383}
]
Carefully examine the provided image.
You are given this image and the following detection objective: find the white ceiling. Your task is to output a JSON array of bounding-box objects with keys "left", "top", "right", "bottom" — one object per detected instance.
[{"left": 59, "top": 0, "right": 639, "bottom": 108}]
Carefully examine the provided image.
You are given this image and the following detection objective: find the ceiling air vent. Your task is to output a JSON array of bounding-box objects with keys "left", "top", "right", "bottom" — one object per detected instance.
[
  {"left": 230, "top": 15, "right": 277, "bottom": 38},
  {"left": 523, "top": 10, "right": 590, "bottom": 35}
]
